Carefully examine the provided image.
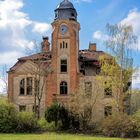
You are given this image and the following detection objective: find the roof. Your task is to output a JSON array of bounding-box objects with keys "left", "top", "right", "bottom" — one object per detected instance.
[
  {"left": 56, "top": 0, "right": 75, "bottom": 10},
  {"left": 18, "top": 51, "right": 51, "bottom": 61}
]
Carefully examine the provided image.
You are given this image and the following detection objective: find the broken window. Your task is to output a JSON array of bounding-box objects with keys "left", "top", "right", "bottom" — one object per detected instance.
[
  {"left": 104, "top": 106, "right": 112, "bottom": 117},
  {"left": 60, "top": 81, "right": 68, "bottom": 95},
  {"left": 27, "top": 77, "right": 32, "bottom": 95},
  {"left": 104, "top": 81, "right": 112, "bottom": 96},
  {"left": 19, "top": 105, "right": 26, "bottom": 112},
  {"left": 20, "top": 79, "right": 25, "bottom": 95}
]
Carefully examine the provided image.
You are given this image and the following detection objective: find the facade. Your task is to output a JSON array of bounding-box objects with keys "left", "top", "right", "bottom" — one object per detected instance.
[{"left": 8, "top": 0, "right": 117, "bottom": 121}]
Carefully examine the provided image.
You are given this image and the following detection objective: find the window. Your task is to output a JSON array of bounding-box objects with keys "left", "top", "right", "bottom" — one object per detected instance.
[
  {"left": 32, "top": 105, "right": 39, "bottom": 112},
  {"left": 60, "top": 59, "right": 67, "bottom": 72},
  {"left": 71, "top": 13, "right": 74, "bottom": 17},
  {"left": 27, "top": 77, "right": 32, "bottom": 95},
  {"left": 19, "top": 105, "right": 26, "bottom": 112},
  {"left": 104, "top": 106, "right": 112, "bottom": 117},
  {"left": 60, "top": 43, "right": 62, "bottom": 49},
  {"left": 104, "top": 82, "right": 112, "bottom": 96},
  {"left": 60, "top": 81, "right": 68, "bottom": 95},
  {"left": 20, "top": 79, "right": 25, "bottom": 95},
  {"left": 85, "top": 82, "right": 92, "bottom": 96},
  {"left": 19, "top": 77, "right": 33, "bottom": 96}
]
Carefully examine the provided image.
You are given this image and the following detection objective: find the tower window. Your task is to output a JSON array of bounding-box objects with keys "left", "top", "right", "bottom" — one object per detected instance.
[
  {"left": 63, "top": 41, "right": 65, "bottom": 48},
  {"left": 20, "top": 79, "right": 25, "bottom": 95},
  {"left": 104, "top": 106, "right": 112, "bottom": 117},
  {"left": 27, "top": 77, "right": 32, "bottom": 95},
  {"left": 61, "top": 59, "right": 67, "bottom": 72},
  {"left": 60, "top": 43, "right": 62, "bottom": 49},
  {"left": 71, "top": 13, "right": 74, "bottom": 17},
  {"left": 60, "top": 81, "right": 68, "bottom": 95},
  {"left": 66, "top": 43, "right": 68, "bottom": 48}
]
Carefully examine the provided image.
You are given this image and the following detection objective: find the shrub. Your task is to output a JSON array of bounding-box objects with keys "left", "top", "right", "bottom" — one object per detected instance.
[
  {"left": 100, "top": 113, "right": 140, "bottom": 138},
  {"left": 45, "top": 102, "right": 78, "bottom": 130},
  {"left": 38, "top": 118, "right": 55, "bottom": 131},
  {"left": 0, "top": 102, "right": 17, "bottom": 133},
  {"left": 16, "top": 112, "right": 39, "bottom": 133}
]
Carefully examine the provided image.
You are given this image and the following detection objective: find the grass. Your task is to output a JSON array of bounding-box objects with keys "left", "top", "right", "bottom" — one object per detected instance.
[{"left": 0, "top": 132, "right": 126, "bottom": 140}]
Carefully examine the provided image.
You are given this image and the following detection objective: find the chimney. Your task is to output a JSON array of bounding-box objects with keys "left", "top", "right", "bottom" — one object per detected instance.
[
  {"left": 41, "top": 36, "right": 50, "bottom": 52},
  {"left": 89, "top": 43, "right": 96, "bottom": 51}
]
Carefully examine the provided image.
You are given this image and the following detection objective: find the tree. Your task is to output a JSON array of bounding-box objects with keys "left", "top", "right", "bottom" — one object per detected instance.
[
  {"left": 100, "top": 24, "right": 137, "bottom": 112},
  {"left": 0, "top": 65, "right": 8, "bottom": 94},
  {"left": 25, "top": 38, "right": 52, "bottom": 119},
  {"left": 68, "top": 79, "right": 101, "bottom": 130}
]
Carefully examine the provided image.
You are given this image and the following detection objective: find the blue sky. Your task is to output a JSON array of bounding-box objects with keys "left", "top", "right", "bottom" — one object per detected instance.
[{"left": 0, "top": 0, "right": 140, "bottom": 91}]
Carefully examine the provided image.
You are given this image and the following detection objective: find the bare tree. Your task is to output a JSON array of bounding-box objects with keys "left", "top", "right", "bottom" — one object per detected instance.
[
  {"left": 99, "top": 24, "right": 137, "bottom": 113},
  {"left": 68, "top": 78, "right": 101, "bottom": 129},
  {"left": 0, "top": 65, "right": 8, "bottom": 94}
]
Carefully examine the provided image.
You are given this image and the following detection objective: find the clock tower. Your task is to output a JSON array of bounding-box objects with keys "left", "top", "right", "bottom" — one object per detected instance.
[{"left": 48, "top": 0, "right": 80, "bottom": 104}]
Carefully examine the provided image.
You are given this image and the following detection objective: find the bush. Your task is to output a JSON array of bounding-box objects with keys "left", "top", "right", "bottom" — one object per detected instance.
[
  {"left": 16, "top": 112, "right": 39, "bottom": 133},
  {"left": 0, "top": 102, "right": 17, "bottom": 133},
  {"left": 38, "top": 118, "right": 55, "bottom": 131},
  {"left": 100, "top": 113, "right": 140, "bottom": 138},
  {"left": 45, "top": 102, "right": 79, "bottom": 130}
]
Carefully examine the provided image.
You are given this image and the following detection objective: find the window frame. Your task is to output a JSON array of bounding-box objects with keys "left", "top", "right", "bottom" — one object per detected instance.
[{"left": 60, "top": 81, "right": 68, "bottom": 95}]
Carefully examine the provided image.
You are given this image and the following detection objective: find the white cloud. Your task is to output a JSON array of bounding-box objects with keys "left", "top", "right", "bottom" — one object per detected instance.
[
  {"left": 0, "top": 51, "right": 24, "bottom": 65},
  {"left": 132, "top": 68, "right": 140, "bottom": 89},
  {"left": 32, "top": 22, "right": 51, "bottom": 34},
  {"left": 93, "top": 30, "right": 109, "bottom": 41},
  {"left": 0, "top": 0, "right": 51, "bottom": 66},
  {"left": 92, "top": 9, "right": 140, "bottom": 50}
]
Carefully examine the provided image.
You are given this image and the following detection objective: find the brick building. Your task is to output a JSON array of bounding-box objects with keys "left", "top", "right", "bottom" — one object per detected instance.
[{"left": 8, "top": 0, "right": 117, "bottom": 121}]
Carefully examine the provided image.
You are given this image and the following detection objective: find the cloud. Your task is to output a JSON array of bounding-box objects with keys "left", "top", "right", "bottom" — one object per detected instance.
[
  {"left": 92, "top": 9, "right": 140, "bottom": 50},
  {"left": 93, "top": 30, "right": 109, "bottom": 41},
  {"left": 0, "top": 0, "right": 51, "bottom": 66},
  {"left": 132, "top": 68, "right": 140, "bottom": 89},
  {"left": 0, "top": 51, "right": 24, "bottom": 65},
  {"left": 32, "top": 22, "right": 51, "bottom": 34},
  {"left": 0, "top": 78, "right": 5, "bottom": 93}
]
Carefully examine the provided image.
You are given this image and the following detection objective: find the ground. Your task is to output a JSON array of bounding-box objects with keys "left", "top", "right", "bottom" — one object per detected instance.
[{"left": 0, "top": 132, "right": 128, "bottom": 140}]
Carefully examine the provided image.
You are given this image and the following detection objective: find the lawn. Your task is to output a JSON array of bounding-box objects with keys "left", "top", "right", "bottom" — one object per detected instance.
[{"left": 0, "top": 133, "right": 126, "bottom": 140}]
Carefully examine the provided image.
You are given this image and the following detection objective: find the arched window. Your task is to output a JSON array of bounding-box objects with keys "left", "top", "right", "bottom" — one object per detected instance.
[
  {"left": 60, "top": 81, "right": 68, "bottom": 95},
  {"left": 20, "top": 79, "right": 25, "bottom": 95},
  {"left": 27, "top": 77, "right": 32, "bottom": 95}
]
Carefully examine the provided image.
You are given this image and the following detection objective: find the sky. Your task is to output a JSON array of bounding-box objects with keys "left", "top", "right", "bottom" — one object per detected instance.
[{"left": 0, "top": 0, "right": 140, "bottom": 92}]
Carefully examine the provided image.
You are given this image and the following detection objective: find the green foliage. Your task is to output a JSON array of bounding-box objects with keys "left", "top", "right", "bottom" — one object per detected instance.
[
  {"left": 16, "top": 111, "right": 39, "bottom": 133},
  {"left": 38, "top": 118, "right": 55, "bottom": 131},
  {"left": 100, "top": 113, "right": 140, "bottom": 138},
  {"left": 45, "top": 102, "right": 78, "bottom": 130},
  {"left": 0, "top": 101, "right": 17, "bottom": 133}
]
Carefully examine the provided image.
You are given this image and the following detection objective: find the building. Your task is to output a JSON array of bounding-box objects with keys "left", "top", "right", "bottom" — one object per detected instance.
[{"left": 8, "top": 0, "right": 118, "bottom": 121}]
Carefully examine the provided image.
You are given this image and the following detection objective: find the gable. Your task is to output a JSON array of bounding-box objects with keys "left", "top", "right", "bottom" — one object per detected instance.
[{"left": 15, "top": 60, "right": 38, "bottom": 74}]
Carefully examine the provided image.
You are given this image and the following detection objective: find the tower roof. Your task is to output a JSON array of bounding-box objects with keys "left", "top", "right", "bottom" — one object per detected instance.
[
  {"left": 54, "top": 0, "right": 77, "bottom": 21},
  {"left": 56, "top": 0, "right": 75, "bottom": 9}
]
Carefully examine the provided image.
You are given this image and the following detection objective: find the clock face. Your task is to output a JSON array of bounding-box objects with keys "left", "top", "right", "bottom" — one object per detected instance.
[{"left": 60, "top": 25, "right": 68, "bottom": 35}]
